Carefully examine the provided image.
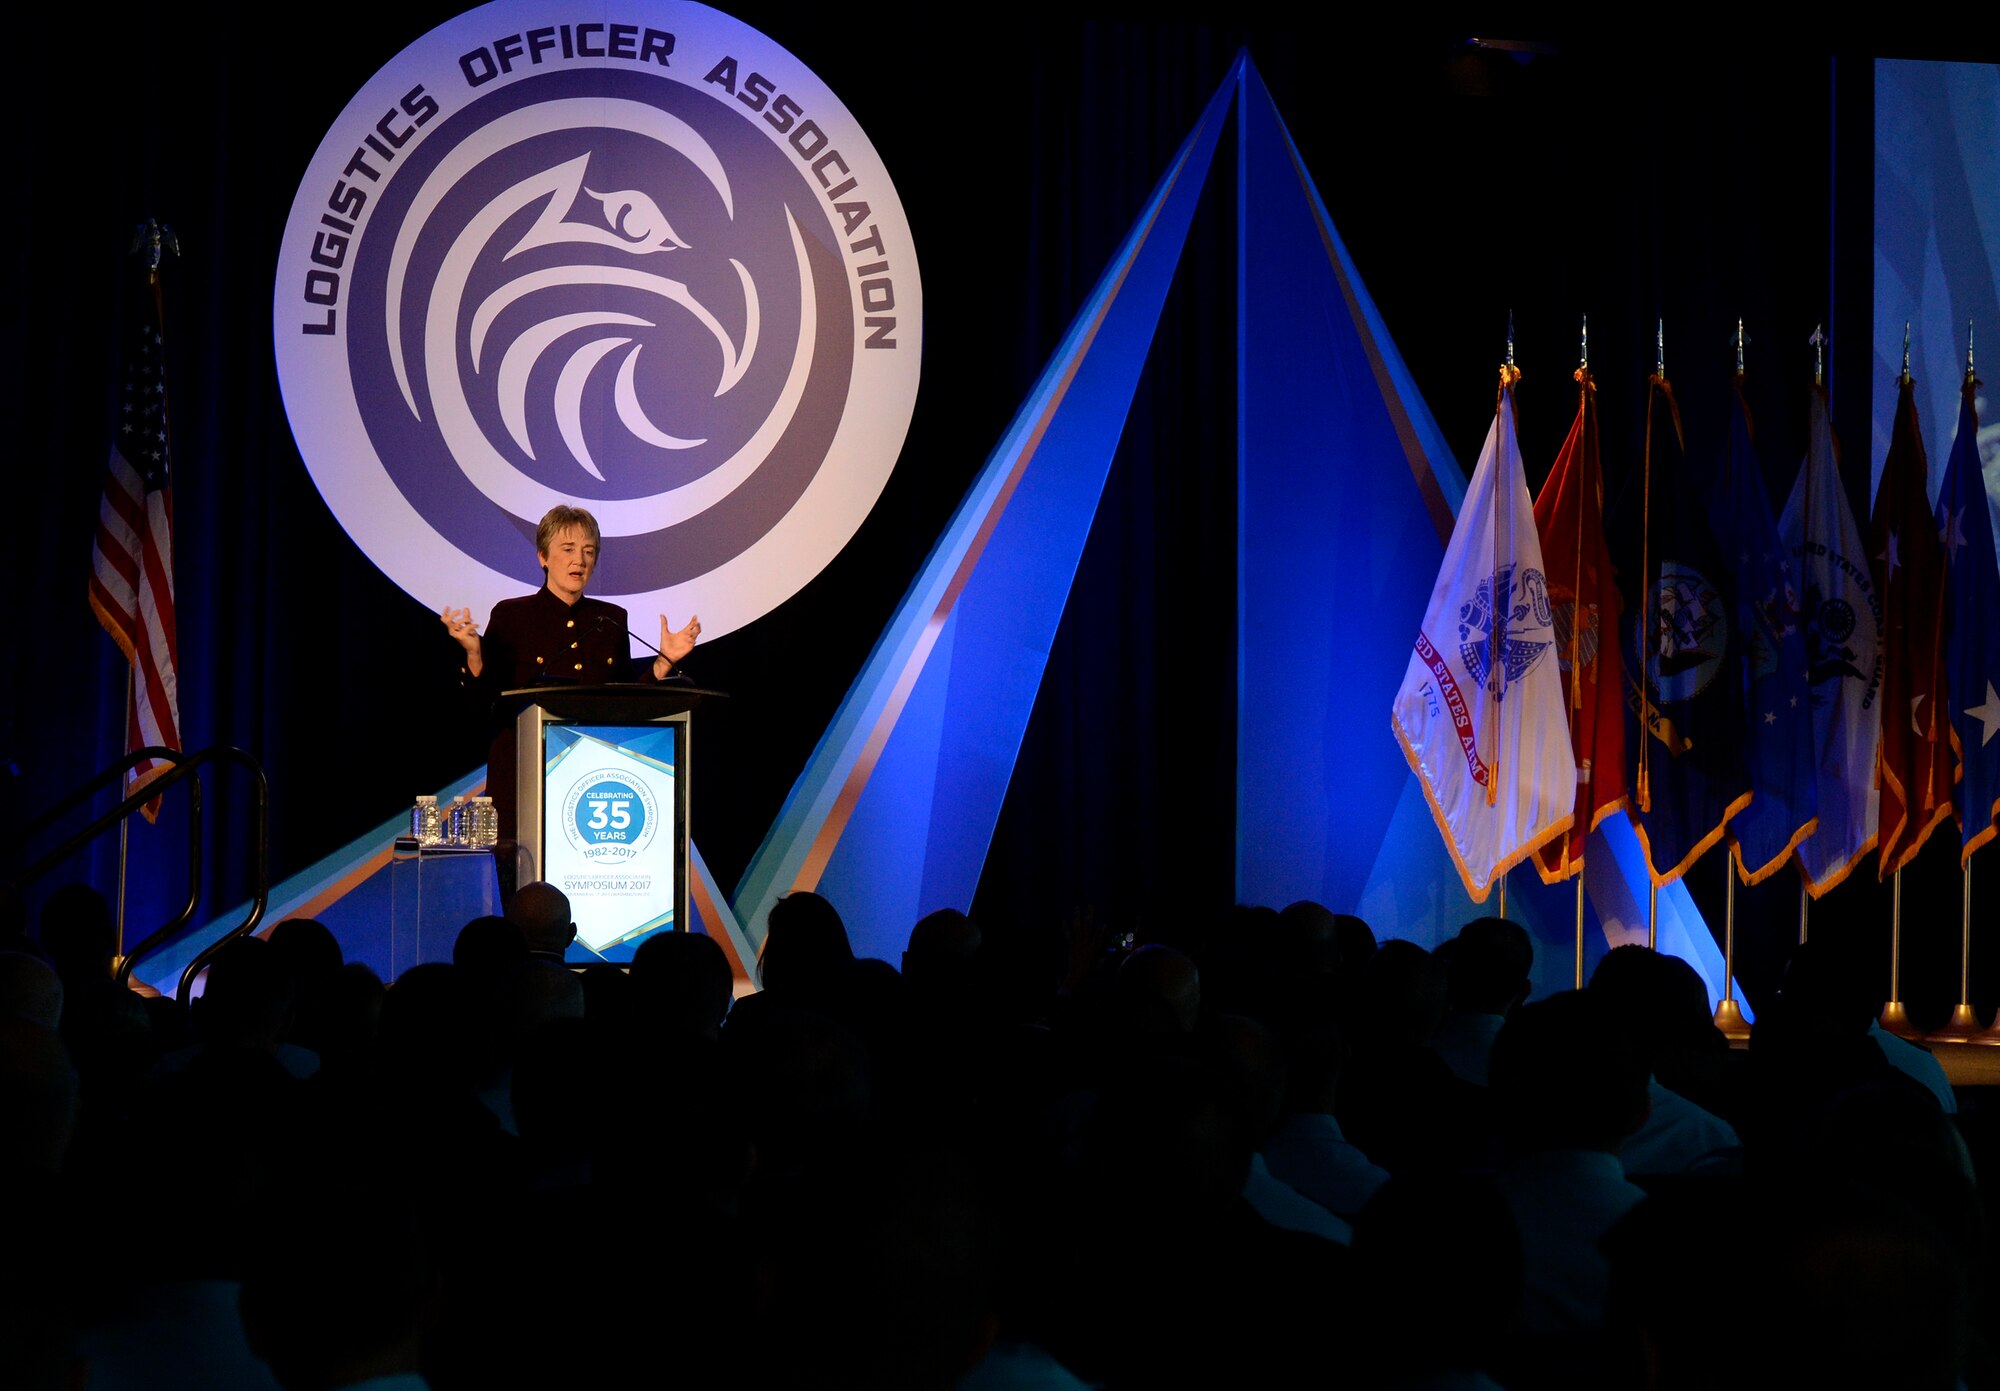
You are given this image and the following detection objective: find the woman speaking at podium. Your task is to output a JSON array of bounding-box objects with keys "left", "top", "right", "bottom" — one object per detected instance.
[{"left": 439, "top": 504, "right": 700, "bottom": 864}]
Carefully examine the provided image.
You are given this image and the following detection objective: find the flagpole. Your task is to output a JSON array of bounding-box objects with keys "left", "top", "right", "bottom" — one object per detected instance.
[
  {"left": 1937, "top": 327, "right": 1989, "bottom": 1042},
  {"left": 109, "top": 228, "right": 173, "bottom": 978},
  {"left": 1574, "top": 874, "right": 1586, "bottom": 988},
  {"left": 1881, "top": 868, "right": 1918, "bottom": 1037},
  {"left": 1485, "top": 334, "right": 1518, "bottom": 817},
  {"left": 1568, "top": 319, "right": 1589, "bottom": 989},
  {"left": 1798, "top": 882, "right": 1809, "bottom": 944},
  {"left": 114, "top": 683, "right": 131, "bottom": 965},
  {"left": 1933, "top": 858, "right": 1983, "bottom": 1039},
  {"left": 1497, "top": 872, "right": 1507, "bottom": 921},
  {"left": 1880, "top": 325, "right": 1922, "bottom": 1039},
  {"left": 1638, "top": 322, "right": 1662, "bottom": 824},
  {"left": 1572, "top": 325, "right": 1588, "bottom": 720},
  {"left": 1648, "top": 881, "right": 1658, "bottom": 950},
  {"left": 1714, "top": 859, "right": 1749, "bottom": 1037}
]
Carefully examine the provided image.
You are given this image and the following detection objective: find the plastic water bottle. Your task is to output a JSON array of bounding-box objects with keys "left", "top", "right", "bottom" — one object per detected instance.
[
  {"left": 413, "top": 795, "right": 441, "bottom": 845},
  {"left": 473, "top": 796, "right": 497, "bottom": 847},
  {"left": 447, "top": 795, "right": 467, "bottom": 846}
]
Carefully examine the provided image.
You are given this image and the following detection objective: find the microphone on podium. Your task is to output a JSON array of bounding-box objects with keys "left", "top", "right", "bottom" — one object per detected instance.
[{"left": 588, "top": 612, "right": 694, "bottom": 682}]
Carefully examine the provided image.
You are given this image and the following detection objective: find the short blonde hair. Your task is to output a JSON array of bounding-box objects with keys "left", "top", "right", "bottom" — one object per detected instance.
[{"left": 535, "top": 505, "right": 601, "bottom": 556}]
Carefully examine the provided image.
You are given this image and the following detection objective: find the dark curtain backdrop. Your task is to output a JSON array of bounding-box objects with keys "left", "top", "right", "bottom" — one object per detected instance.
[{"left": 2, "top": 14, "right": 1987, "bottom": 1017}]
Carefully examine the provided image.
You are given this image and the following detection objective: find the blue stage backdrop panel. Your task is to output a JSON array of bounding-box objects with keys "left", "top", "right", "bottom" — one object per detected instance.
[
  {"left": 1235, "top": 62, "right": 1466, "bottom": 914},
  {"left": 1872, "top": 59, "right": 2000, "bottom": 503},
  {"left": 731, "top": 61, "right": 1241, "bottom": 965}
]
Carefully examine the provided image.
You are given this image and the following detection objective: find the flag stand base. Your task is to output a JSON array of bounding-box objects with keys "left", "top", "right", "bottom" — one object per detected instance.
[
  {"left": 1878, "top": 1000, "right": 1923, "bottom": 1040},
  {"left": 1928, "top": 1003, "right": 1984, "bottom": 1043},
  {"left": 1712, "top": 998, "right": 1750, "bottom": 1041}
]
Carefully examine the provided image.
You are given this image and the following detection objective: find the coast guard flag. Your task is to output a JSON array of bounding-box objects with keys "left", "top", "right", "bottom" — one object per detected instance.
[
  {"left": 1532, "top": 368, "right": 1629, "bottom": 882},
  {"left": 1611, "top": 372, "right": 1752, "bottom": 885},
  {"left": 1710, "top": 383, "right": 1818, "bottom": 883},
  {"left": 1938, "top": 372, "right": 2000, "bottom": 860},
  {"left": 87, "top": 252, "right": 181, "bottom": 817},
  {"left": 1393, "top": 369, "right": 1576, "bottom": 901},
  {"left": 1780, "top": 384, "right": 1881, "bottom": 894},
  {"left": 1871, "top": 374, "right": 1951, "bottom": 874}
]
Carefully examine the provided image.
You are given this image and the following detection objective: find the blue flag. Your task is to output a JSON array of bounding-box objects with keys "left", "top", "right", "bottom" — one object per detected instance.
[
  {"left": 1610, "top": 372, "right": 1753, "bottom": 885},
  {"left": 1939, "top": 372, "right": 2000, "bottom": 859},
  {"left": 1709, "top": 384, "right": 1818, "bottom": 882},
  {"left": 1781, "top": 384, "right": 1881, "bottom": 895}
]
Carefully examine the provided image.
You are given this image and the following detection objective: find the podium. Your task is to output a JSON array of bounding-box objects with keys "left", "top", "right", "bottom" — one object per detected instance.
[{"left": 501, "top": 683, "right": 723, "bottom": 961}]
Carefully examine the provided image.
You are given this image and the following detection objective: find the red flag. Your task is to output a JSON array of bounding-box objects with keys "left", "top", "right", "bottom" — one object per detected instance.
[
  {"left": 87, "top": 254, "right": 181, "bottom": 816},
  {"left": 1532, "top": 368, "right": 1630, "bottom": 881},
  {"left": 1871, "top": 374, "right": 1950, "bottom": 874}
]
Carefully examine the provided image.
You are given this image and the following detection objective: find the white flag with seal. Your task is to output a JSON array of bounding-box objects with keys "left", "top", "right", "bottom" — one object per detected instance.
[
  {"left": 1392, "top": 372, "right": 1577, "bottom": 901},
  {"left": 1780, "top": 384, "right": 1881, "bottom": 893}
]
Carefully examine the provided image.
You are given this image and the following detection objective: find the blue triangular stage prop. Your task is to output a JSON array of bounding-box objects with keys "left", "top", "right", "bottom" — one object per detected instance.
[
  {"left": 732, "top": 58, "right": 1242, "bottom": 963},
  {"left": 1235, "top": 59, "right": 1464, "bottom": 914}
]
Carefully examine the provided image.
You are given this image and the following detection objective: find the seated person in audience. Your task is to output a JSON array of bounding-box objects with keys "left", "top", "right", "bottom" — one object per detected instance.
[
  {"left": 265, "top": 919, "right": 344, "bottom": 1060},
  {"left": 1804, "top": 929, "right": 1958, "bottom": 1115},
  {"left": 1588, "top": 945, "right": 1740, "bottom": 1177},
  {"left": 1113, "top": 943, "right": 1202, "bottom": 1041},
  {"left": 0, "top": 1016, "right": 78, "bottom": 1179},
  {"left": 241, "top": 1187, "right": 433, "bottom": 1391},
  {"left": 1339, "top": 940, "right": 1487, "bottom": 1175},
  {"left": 452, "top": 916, "right": 527, "bottom": 978},
  {"left": 1489, "top": 990, "right": 1650, "bottom": 1335},
  {"left": 1606, "top": 1173, "right": 1968, "bottom": 1391},
  {"left": 902, "top": 907, "right": 982, "bottom": 996},
  {"left": 1204, "top": 1013, "right": 1353, "bottom": 1244},
  {"left": 756, "top": 890, "right": 857, "bottom": 997},
  {"left": 154, "top": 937, "right": 316, "bottom": 1081},
  {"left": 1869, "top": 1014, "right": 1956, "bottom": 1115},
  {"left": 1431, "top": 916, "right": 1533, "bottom": 1087},
  {"left": 1263, "top": 1014, "right": 1389, "bottom": 1218},
  {"left": 1351, "top": 1172, "right": 1523, "bottom": 1389},
  {"left": 505, "top": 882, "right": 578, "bottom": 963},
  {"left": 0, "top": 952, "right": 63, "bottom": 1031},
  {"left": 1742, "top": 935, "right": 1918, "bottom": 1160},
  {"left": 630, "top": 930, "right": 735, "bottom": 1042}
]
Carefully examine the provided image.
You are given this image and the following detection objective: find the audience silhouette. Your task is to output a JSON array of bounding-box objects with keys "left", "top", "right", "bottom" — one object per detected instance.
[{"left": 1, "top": 878, "right": 1991, "bottom": 1389}]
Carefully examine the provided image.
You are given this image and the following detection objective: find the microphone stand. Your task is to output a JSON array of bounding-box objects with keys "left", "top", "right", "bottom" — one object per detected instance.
[{"left": 589, "top": 612, "right": 693, "bottom": 681}]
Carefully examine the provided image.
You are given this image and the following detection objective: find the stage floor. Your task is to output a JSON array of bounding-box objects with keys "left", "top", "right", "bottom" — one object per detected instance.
[{"left": 1930, "top": 1042, "right": 2000, "bottom": 1088}]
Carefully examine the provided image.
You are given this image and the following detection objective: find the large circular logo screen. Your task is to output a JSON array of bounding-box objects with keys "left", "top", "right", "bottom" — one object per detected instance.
[{"left": 274, "top": 1, "right": 920, "bottom": 640}]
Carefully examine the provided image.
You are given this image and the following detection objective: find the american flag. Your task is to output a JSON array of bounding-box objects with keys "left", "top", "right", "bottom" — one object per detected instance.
[{"left": 87, "top": 249, "right": 181, "bottom": 816}]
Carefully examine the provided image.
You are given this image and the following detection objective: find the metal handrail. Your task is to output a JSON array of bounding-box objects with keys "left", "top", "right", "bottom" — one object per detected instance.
[
  {"left": 13, "top": 745, "right": 187, "bottom": 849},
  {"left": 13, "top": 747, "right": 202, "bottom": 970},
  {"left": 7, "top": 744, "right": 270, "bottom": 1001}
]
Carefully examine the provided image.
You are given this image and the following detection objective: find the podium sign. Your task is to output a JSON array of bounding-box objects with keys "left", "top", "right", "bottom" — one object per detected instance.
[{"left": 509, "top": 687, "right": 710, "bottom": 961}]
